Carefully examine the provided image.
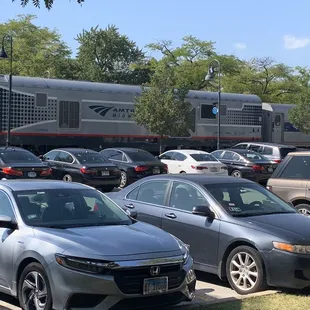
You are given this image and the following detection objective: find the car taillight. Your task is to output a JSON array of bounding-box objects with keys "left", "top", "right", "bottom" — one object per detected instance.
[
  {"left": 2, "top": 167, "right": 23, "bottom": 176},
  {"left": 252, "top": 165, "right": 264, "bottom": 171},
  {"left": 221, "top": 166, "right": 228, "bottom": 170},
  {"left": 40, "top": 168, "right": 52, "bottom": 176},
  {"left": 191, "top": 165, "right": 208, "bottom": 170},
  {"left": 135, "top": 166, "right": 148, "bottom": 172},
  {"left": 273, "top": 159, "right": 281, "bottom": 163},
  {"left": 266, "top": 185, "right": 272, "bottom": 191},
  {"left": 80, "top": 167, "right": 97, "bottom": 174}
]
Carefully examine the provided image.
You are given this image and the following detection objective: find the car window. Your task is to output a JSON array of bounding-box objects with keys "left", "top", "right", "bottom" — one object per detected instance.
[
  {"left": 0, "top": 150, "right": 42, "bottom": 164},
  {"left": 126, "top": 186, "right": 139, "bottom": 200},
  {"left": 74, "top": 152, "right": 109, "bottom": 164},
  {"left": 0, "top": 191, "right": 15, "bottom": 219},
  {"left": 262, "top": 147, "right": 273, "bottom": 155},
  {"left": 222, "top": 151, "right": 234, "bottom": 160},
  {"left": 126, "top": 150, "right": 156, "bottom": 162},
  {"left": 233, "top": 144, "right": 247, "bottom": 149},
  {"left": 14, "top": 189, "right": 131, "bottom": 227},
  {"left": 169, "top": 181, "right": 208, "bottom": 212},
  {"left": 55, "top": 151, "right": 74, "bottom": 163},
  {"left": 43, "top": 150, "right": 59, "bottom": 161},
  {"left": 159, "top": 152, "right": 175, "bottom": 160},
  {"left": 190, "top": 153, "right": 218, "bottom": 162},
  {"left": 248, "top": 145, "right": 260, "bottom": 152},
  {"left": 205, "top": 182, "right": 296, "bottom": 217},
  {"left": 173, "top": 152, "right": 187, "bottom": 161},
  {"left": 211, "top": 151, "right": 223, "bottom": 159},
  {"left": 243, "top": 152, "right": 269, "bottom": 161},
  {"left": 106, "top": 150, "right": 123, "bottom": 161},
  {"left": 280, "top": 156, "right": 310, "bottom": 179},
  {"left": 136, "top": 181, "right": 169, "bottom": 205}
]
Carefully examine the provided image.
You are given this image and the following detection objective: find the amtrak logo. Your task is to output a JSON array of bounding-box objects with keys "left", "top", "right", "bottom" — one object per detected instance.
[{"left": 89, "top": 105, "right": 114, "bottom": 117}]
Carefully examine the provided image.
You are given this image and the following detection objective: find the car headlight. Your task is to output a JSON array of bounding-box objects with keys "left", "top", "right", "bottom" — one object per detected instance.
[
  {"left": 273, "top": 242, "right": 310, "bottom": 254},
  {"left": 55, "top": 254, "right": 118, "bottom": 274},
  {"left": 172, "top": 236, "right": 190, "bottom": 264}
]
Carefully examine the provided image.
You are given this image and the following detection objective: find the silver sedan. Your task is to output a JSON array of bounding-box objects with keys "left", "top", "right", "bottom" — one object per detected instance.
[{"left": 0, "top": 180, "right": 196, "bottom": 310}]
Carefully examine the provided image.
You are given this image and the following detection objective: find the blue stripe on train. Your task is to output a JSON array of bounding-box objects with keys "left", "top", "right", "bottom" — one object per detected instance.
[{"left": 284, "top": 122, "right": 300, "bottom": 132}]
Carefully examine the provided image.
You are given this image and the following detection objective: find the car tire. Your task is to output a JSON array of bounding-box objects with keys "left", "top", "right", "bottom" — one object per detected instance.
[
  {"left": 119, "top": 171, "right": 128, "bottom": 188},
  {"left": 295, "top": 203, "right": 310, "bottom": 216},
  {"left": 62, "top": 174, "right": 73, "bottom": 182},
  {"left": 231, "top": 170, "right": 242, "bottom": 178},
  {"left": 226, "top": 245, "right": 265, "bottom": 295},
  {"left": 180, "top": 171, "right": 186, "bottom": 174},
  {"left": 18, "top": 262, "right": 53, "bottom": 310},
  {"left": 100, "top": 186, "right": 115, "bottom": 193}
]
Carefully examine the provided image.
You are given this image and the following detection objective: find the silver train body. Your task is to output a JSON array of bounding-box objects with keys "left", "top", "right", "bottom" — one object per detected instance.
[{"left": 0, "top": 74, "right": 263, "bottom": 153}]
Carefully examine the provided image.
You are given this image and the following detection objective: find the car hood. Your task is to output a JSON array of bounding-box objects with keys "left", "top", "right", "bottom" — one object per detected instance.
[
  {"left": 237, "top": 213, "right": 310, "bottom": 242},
  {"left": 33, "top": 221, "right": 182, "bottom": 260}
]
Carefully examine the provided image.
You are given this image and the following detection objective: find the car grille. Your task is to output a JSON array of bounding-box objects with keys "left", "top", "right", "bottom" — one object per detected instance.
[{"left": 108, "top": 263, "right": 185, "bottom": 294}]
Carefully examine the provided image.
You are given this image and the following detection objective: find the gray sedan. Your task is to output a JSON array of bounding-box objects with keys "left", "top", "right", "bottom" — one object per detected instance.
[
  {"left": 108, "top": 174, "right": 310, "bottom": 295},
  {"left": 0, "top": 180, "right": 196, "bottom": 310}
]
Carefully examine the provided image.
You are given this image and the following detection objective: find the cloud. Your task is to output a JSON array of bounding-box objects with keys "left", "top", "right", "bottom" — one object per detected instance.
[
  {"left": 283, "top": 35, "right": 310, "bottom": 49},
  {"left": 233, "top": 42, "right": 247, "bottom": 50}
]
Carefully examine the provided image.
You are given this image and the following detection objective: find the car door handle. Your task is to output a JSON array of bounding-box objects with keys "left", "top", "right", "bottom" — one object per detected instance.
[
  {"left": 164, "top": 213, "right": 177, "bottom": 219},
  {"left": 125, "top": 203, "right": 135, "bottom": 209}
]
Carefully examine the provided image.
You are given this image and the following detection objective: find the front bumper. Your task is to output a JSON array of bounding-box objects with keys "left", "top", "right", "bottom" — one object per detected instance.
[
  {"left": 47, "top": 255, "right": 196, "bottom": 310},
  {"left": 263, "top": 249, "right": 310, "bottom": 289}
]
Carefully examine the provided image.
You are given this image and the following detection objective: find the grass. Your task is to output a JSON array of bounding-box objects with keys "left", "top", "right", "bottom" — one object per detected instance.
[{"left": 199, "top": 293, "right": 310, "bottom": 310}]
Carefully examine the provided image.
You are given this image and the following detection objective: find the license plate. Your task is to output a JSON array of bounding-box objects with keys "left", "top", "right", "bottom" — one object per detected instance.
[
  {"left": 268, "top": 167, "right": 273, "bottom": 172},
  {"left": 101, "top": 171, "right": 110, "bottom": 176},
  {"left": 143, "top": 277, "right": 168, "bottom": 295},
  {"left": 153, "top": 168, "right": 160, "bottom": 174},
  {"left": 210, "top": 167, "right": 218, "bottom": 172},
  {"left": 28, "top": 172, "right": 37, "bottom": 178}
]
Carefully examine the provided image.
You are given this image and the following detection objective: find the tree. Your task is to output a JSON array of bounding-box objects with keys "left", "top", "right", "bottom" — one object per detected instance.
[
  {"left": 289, "top": 96, "right": 310, "bottom": 133},
  {"left": 13, "top": 0, "right": 84, "bottom": 9},
  {"left": 76, "top": 25, "right": 150, "bottom": 84},
  {"left": 0, "top": 15, "right": 72, "bottom": 78},
  {"left": 134, "top": 62, "right": 192, "bottom": 153},
  {"left": 146, "top": 36, "right": 242, "bottom": 91}
]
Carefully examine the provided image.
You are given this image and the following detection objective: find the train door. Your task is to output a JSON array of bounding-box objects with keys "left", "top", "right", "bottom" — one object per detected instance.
[{"left": 273, "top": 113, "right": 284, "bottom": 143}]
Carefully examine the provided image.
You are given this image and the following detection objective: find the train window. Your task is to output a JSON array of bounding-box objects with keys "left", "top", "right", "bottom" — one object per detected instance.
[
  {"left": 201, "top": 104, "right": 216, "bottom": 119},
  {"left": 275, "top": 115, "right": 281, "bottom": 126},
  {"left": 58, "top": 101, "right": 80, "bottom": 129},
  {"left": 35, "top": 93, "right": 48, "bottom": 108}
]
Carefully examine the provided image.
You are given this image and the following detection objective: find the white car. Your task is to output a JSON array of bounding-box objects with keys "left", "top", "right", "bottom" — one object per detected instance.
[{"left": 158, "top": 149, "right": 228, "bottom": 175}]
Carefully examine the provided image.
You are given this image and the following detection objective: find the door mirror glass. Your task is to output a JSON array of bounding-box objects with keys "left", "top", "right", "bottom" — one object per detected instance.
[{"left": 192, "top": 205, "right": 215, "bottom": 218}]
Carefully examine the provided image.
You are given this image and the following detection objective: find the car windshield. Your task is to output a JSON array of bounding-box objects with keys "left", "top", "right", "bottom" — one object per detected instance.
[
  {"left": 14, "top": 188, "right": 132, "bottom": 228},
  {"left": 127, "top": 151, "right": 156, "bottom": 162},
  {"left": 190, "top": 153, "right": 218, "bottom": 162},
  {"left": 0, "top": 151, "right": 42, "bottom": 164},
  {"left": 241, "top": 152, "right": 269, "bottom": 161},
  {"left": 74, "top": 152, "right": 109, "bottom": 164},
  {"left": 204, "top": 182, "right": 296, "bottom": 217}
]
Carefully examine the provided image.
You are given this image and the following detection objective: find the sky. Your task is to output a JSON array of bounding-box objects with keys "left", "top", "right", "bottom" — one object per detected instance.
[{"left": 2, "top": 0, "right": 310, "bottom": 67}]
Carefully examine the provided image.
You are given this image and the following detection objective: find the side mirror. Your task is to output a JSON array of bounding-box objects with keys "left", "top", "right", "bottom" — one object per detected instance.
[
  {"left": 123, "top": 208, "right": 138, "bottom": 219},
  {"left": 0, "top": 215, "right": 17, "bottom": 230},
  {"left": 192, "top": 205, "right": 215, "bottom": 218}
]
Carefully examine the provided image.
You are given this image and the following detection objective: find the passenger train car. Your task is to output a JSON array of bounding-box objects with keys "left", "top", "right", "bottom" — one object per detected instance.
[
  {"left": 0, "top": 74, "right": 263, "bottom": 154},
  {"left": 262, "top": 103, "right": 310, "bottom": 147}
]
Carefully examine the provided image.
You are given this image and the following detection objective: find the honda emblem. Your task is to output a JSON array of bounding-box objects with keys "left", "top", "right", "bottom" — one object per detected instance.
[{"left": 150, "top": 266, "right": 160, "bottom": 276}]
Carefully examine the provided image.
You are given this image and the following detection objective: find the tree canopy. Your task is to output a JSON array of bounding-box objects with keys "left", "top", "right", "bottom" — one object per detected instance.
[{"left": 13, "top": 0, "right": 84, "bottom": 9}]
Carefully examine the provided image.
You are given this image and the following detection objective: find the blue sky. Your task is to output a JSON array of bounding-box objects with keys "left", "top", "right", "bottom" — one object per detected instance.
[{"left": 2, "top": 0, "right": 310, "bottom": 67}]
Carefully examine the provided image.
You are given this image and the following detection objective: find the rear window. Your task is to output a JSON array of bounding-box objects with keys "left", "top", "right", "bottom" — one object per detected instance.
[
  {"left": 242, "top": 152, "right": 269, "bottom": 161},
  {"left": 0, "top": 151, "right": 41, "bottom": 163},
  {"left": 190, "top": 153, "right": 218, "bottom": 162},
  {"left": 127, "top": 151, "right": 156, "bottom": 162},
  {"left": 74, "top": 152, "right": 109, "bottom": 164},
  {"left": 279, "top": 147, "right": 297, "bottom": 158}
]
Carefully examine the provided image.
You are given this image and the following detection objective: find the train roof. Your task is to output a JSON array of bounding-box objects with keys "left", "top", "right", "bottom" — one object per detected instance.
[
  {"left": 0, "top": 74, "right": 262, "bottom": 104},
  {"left": 262, "top": 102, "right": 296, "bottom": 112}
]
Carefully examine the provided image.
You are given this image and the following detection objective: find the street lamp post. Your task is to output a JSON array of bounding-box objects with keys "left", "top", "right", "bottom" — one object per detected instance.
[
  {"left": 0, "top": 35, "right": 13, "bottom": 147},
  {"left": 205, "top": 59, "right": 221, "bottom": 150}
]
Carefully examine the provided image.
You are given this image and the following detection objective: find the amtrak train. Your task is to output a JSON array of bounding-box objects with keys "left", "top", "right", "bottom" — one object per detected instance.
[{"left": 0, "top": 74, "right": 308, "bottom": 154}]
